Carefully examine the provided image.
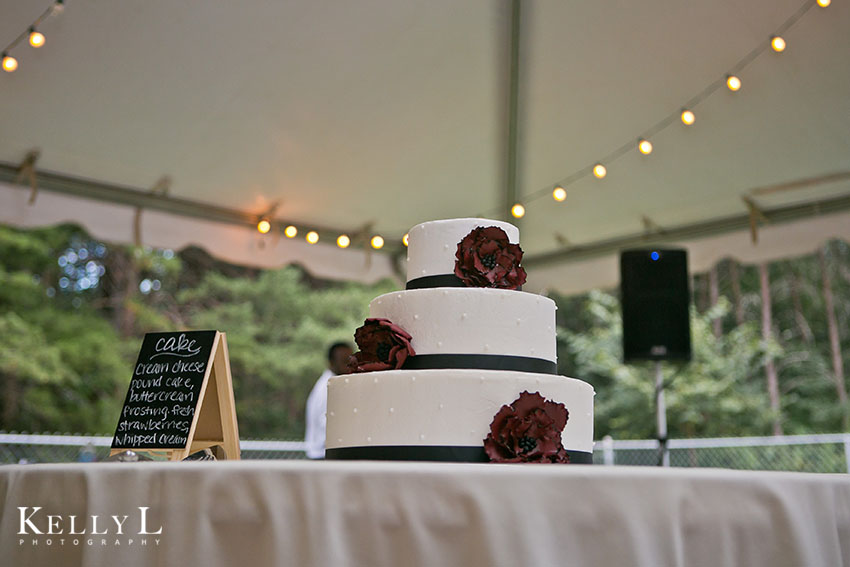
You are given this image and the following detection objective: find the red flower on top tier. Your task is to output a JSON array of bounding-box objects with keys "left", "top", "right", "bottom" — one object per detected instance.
[
  {"left": 348, "top": 318, "right": 415, "bottom": 373},
  {"left": 454, "top": 226, "right": 527, "bottom": 289},
  {"left": 483, "top": 391, "right": 570, "bottom": 464}
]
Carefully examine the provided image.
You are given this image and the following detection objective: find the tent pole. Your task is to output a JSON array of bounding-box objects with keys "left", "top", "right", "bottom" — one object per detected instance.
[{"left": 504, "top": 0, "right": 521, "bottom": 223}]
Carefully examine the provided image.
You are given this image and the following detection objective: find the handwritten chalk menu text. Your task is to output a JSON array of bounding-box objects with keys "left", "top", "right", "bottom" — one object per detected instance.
[{"left": 112, "top": 330, "right": 217, "bottom": 449}]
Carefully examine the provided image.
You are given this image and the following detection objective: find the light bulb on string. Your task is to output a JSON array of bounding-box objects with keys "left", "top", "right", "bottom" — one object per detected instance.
[
  {"left": 817, "top": 0, "right": 830, "bottom": 7},
  {"left": 2, "top": 53, "right": 18, "bottom": 73},
  {"left": 29, "top": 28, "right": 45, "bottom": 48},
  {"left": 402, "top": 233, "right": 409, "bottom": 247},
  {"left": 50, "top": 0, "right": 65, "bottom": 15},
  {"left": 371, "top": 235, "right": 384, "bottom": 249},
  {"left": 638, "top": 139, "right": 653, "bottom": 155},
  {"left": 552, "top": 186, "right": 567, "bottom": 202},
  {"left": 771, "top": 36, "right": 786, "bottom": 52},
  {"left": 337, "top": 235, "right": 350, "bottom": 248},
  {"left": 593, "top": 164, "right": 607, "bottom": 179},
  {"left": 256, "top": 219, "right": 271, "bottom": 234},
  {"left": 511, "top": 203, "right": 525, "bottom": 218},
  {"left": 306, "top": 231, "right": 319, "bottom": 244},
  {"left": 284, "top": 225, "right": 297, "bottom": 238},
  {"left": 681, "top": 109, "right": 696, "bottom": 125},
  {"left": 726, "top": 75, "right": 742, "bottom": 91}
]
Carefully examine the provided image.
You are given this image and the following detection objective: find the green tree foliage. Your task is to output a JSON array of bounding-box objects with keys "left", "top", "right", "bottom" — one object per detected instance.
[{"left": 0, "top": 227, "right": 132, "bottom": 433}]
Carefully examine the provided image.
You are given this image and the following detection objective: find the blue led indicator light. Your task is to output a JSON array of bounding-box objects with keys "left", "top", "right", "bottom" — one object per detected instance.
[{"left": 650, "top": 251, "right": 660, "bottom": 261}]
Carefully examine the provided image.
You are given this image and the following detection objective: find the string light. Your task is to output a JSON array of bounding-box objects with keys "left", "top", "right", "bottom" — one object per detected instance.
[
  {"left": 726, "top": 75, "right": 742, "bottom": 91},
  {"left": 312, "top": 0, "right": 823, "bottom": 246},
  {"left": 553, "top": 186, "right": 567, "bottom": 202},
  {"left": 2, "top": 1, "right": 67, "bottom": 75},
  {"left": 256, "top": 219, "right": 271, "bottom": 234},
  {"left": 1, "top": 53, "right": 17, "bottom": 73},
  {"left": 472, "top": 1, "right": 823, "bottom": 231},
  {"left": 593, "top": 164, "right": 607, "bottom": 179},
  {"left": 3, "top": 0, "right": 817, "bottom": 248},
  {"left": 28, "top": 28, "right": 45, "bottom": 48},
  {"left": 402, "top": 233, "right": 409, "bottom": 247}
]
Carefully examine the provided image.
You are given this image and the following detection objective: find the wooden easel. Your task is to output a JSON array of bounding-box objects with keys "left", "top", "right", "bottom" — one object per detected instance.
[{"left": 109, "top": 331, "right": 240, "bottom": 461}]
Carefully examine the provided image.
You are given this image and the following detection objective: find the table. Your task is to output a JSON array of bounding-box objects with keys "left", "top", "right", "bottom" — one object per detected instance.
[{"left": 1, "top": 461, "right": 849, "bottom": 567}]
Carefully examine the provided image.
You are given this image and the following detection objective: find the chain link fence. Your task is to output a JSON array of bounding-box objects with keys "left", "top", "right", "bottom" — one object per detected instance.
[
  {"left": 0, "top": 433, "right": 308, "bottom": 464},
  {"left": 593, "top": 433, "right": 850, "bottom": 473},
  {"left": 2, "top": 432, "right": 849, "bottom": 472}
]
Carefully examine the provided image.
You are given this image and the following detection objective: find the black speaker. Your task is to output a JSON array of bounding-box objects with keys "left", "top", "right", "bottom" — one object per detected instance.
[{"left": 620, "top": 249, "right": 691, "bottom": 362}]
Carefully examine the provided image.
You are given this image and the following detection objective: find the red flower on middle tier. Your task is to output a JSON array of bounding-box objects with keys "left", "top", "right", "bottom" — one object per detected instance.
[{"left": 348, "top": 317, "right": 415, "bottom": 372}]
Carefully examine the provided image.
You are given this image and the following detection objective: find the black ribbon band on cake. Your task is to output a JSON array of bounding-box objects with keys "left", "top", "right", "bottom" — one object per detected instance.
[
  {"left": 326, "top": 445, "right": 593, "bottom": 464},
  {"left": 402, "top": 353, "right": 557, "bottom": 374},
  {"left": 406, "top": 274, "right": 522, "bottom": 291}
]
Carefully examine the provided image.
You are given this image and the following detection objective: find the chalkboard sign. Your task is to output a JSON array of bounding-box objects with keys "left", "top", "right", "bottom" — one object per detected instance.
[{"left": 110, "top": 330, "right": 240, "bottom": 460}]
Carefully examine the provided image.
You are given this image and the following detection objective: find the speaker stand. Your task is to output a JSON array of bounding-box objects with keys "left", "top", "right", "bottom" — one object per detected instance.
[{"left": 655, "top": 361, "right": 670, "bottom": 467}]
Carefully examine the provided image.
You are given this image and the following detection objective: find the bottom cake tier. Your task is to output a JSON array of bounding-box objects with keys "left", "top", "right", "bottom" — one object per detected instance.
[{"left": 325, "top": 368, "right": 594, "bottom": 462}]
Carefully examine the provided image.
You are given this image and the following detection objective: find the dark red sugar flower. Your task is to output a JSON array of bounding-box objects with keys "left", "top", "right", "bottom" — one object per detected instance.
[
  {"left": 484, "top": 391, "right": 570, "bottom": 464},
  {"left": 348, "top": 318, "right": 415, "bottom": 373},
  {"left": 454, "top": 226, "right": 527, "bottom": 290}
]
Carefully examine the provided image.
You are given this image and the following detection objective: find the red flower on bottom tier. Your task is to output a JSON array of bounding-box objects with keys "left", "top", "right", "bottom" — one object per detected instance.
[
  {"left": 484, "top": 391, "right": 571, "bottom": 463},
  {"left": 348, "top": 318, "right": 415, "bottom": 372}
]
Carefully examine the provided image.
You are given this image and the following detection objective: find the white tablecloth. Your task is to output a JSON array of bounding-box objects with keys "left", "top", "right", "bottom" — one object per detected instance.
[{"left": 1, "top": 461, "right": 849, "bottom": 567}]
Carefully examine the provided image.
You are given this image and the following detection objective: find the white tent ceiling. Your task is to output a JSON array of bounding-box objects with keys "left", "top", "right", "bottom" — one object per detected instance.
[{"left": 1, "top": 0, "right": 848, "bottom": 292}]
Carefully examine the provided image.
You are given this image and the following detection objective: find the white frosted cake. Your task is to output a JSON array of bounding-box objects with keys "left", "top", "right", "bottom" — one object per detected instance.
[{"left": 326, "top": 218, "right": 595, "bottom": 463}]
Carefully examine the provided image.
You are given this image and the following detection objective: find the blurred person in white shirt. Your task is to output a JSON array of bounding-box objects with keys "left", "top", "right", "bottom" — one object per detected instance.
[{"left": 305, "top": 342, "right": 353, "bottom": 459}]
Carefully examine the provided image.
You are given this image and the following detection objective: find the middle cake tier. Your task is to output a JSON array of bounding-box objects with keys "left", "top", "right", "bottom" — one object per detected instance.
[{"left": 370, "top": 288, "right": 557, "bottom": 366}]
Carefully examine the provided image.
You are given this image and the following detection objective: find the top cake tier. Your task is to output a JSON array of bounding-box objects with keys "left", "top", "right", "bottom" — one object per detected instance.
[{"left": 406, "top": 218, "right": 519, "bottom": 287}]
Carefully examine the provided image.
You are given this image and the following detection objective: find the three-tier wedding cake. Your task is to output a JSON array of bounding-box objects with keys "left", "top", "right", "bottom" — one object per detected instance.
[{"left": 326, "top": 218, "right": 594, "bottom": 463}]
